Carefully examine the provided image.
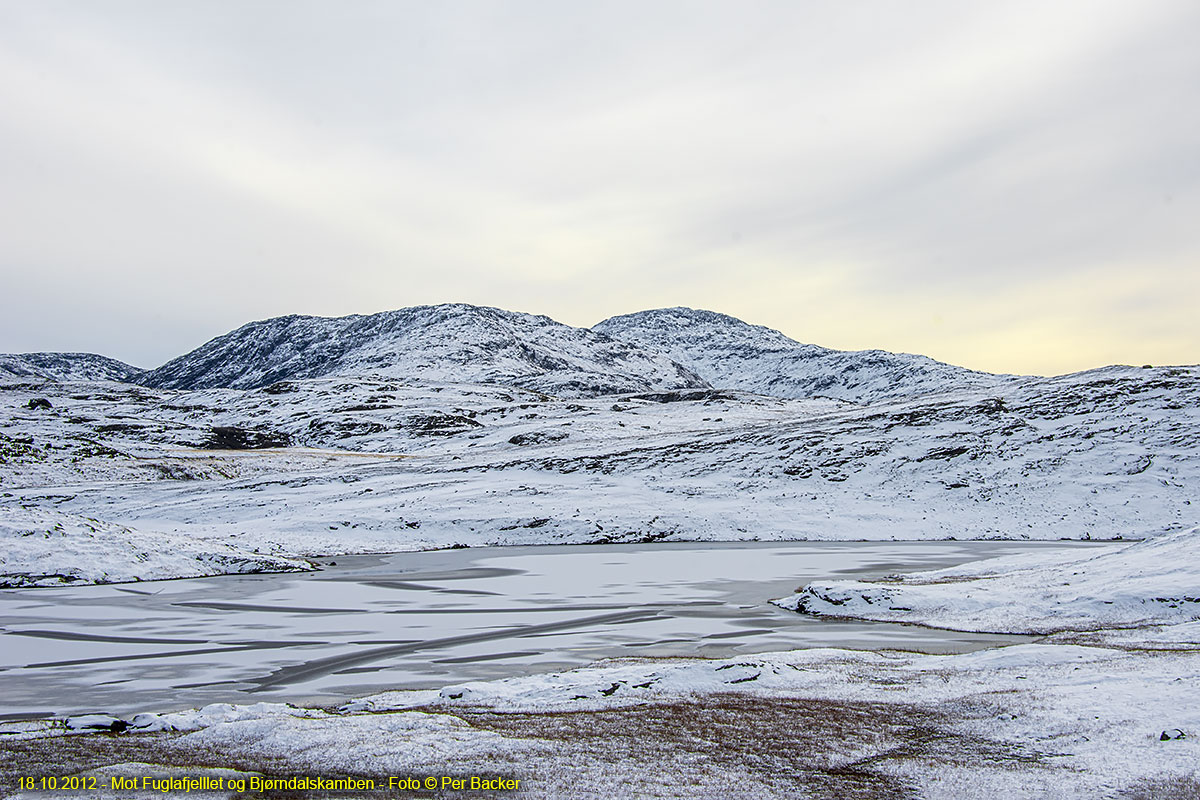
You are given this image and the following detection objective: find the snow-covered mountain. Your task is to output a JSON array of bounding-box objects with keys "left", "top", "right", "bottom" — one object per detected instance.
[
  {"left": 3, "top": 308, "right": 1196, "bottom": 799},
  {"left": 6, "top": 305, "right": 1016, "bottom": 404},
  {"left": 594, "top": 307, "right": 1007, "bottom": 403},
  {"left": 140, "top": 304, "right": 708, "bottom": 398},
  {"left": 0, "top": 352, "right": 145, "bottom": 383}
]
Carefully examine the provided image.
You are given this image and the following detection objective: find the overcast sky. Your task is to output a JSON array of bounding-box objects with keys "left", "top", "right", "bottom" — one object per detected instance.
[{"left": 1, "top": 1, "right": 1197, "bottom": 375}]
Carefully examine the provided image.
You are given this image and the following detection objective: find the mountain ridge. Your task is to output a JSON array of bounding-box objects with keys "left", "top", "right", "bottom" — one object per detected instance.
[
  {"left": 8, "top": 304, "right": 1173, "bottom": 403},
  {"left": 0, "top": 352, "right": 146, "bottom": 383},
  {"left": 593, "top": 306, "right": 1010, "bottom": 403},
  {"left": 137, "top": 303, "right": 709, "bottom": 398}
]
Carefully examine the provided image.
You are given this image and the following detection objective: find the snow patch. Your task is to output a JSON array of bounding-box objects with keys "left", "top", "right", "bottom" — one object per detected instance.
[
  {"left": 0, "top": 507, "right": 311, "bottom": 586},
  {"left": 775, "top": 527, "right": 1200, "bottom": 634}
]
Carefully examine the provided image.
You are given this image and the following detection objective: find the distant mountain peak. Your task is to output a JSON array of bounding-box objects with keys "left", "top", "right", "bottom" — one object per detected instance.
[
  {"left": 594, "top": 307, "right": 1004, "bottom": 403},
  {"left": 5, "top": 304, "right": 1012, "bottom": 403},
  {"left": 0, "top": 352, "right": 146, "bottom": 383},
  {"left": 139, "top": 303, "right": 709, "bottom": 397}
]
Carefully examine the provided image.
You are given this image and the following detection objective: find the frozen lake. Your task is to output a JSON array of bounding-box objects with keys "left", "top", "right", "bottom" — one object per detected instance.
[{"left": 0, "top": 540, "right": 1110, "bottom": 719}]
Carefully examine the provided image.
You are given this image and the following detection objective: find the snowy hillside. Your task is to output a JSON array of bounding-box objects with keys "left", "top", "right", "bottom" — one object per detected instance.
[
  {"left": 5, "top": 306, "right": 1024, "bottom": 405},
  {"left": 1, "top": 301, "right": 1196, "bottom": 586},
  {"left": 594, "top": 307, "right": 1008, "bottom": 403},
  {"left": 2, "top": 310, "right": 1196, "bottom": 800},
  {"left": 774, "top": 526, "right": 1200, "bottom": 634},
  {"left": 0, "top": 506, "right": 310, "bottom": 587},
  {"left": 2, "top": 342, "right": 1199, "bottom": 799},
  {"left": 139, "top": 304, "right": 708, "bottom": 397},
  {"left": 0, "top": 352, "right": 145, "bottom": 383},
  {"left": 1, "top": 363, "right": 1196, "bottom": 583}
]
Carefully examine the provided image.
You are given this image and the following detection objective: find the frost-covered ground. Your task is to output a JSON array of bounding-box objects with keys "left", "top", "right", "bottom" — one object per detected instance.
[
  {"left": 2, "top": 365, "right": 1196, "bottom": 585},
  {"left": 4, "top": 636, "right": 1199, "bottom": 799},
  {"left": 2, "top": 360, "right": 1198, "bottom": 797},
  {"left": 0, "top": 507, "right": 309, "bottom": 587},
  {"left": 773, "top": 526, "right": 1200, "bottom": 635}
]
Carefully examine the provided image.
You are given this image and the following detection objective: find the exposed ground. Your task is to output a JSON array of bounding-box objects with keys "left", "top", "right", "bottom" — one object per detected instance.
[
  {"left": 4, "top": 636, "right": 1200, "bottom": 799},
  {"left": 0, "top": 694, "right": 1042, "bottom": 800}
]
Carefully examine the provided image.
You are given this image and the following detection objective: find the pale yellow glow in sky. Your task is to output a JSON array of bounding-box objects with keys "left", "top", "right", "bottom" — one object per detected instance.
[{"left": 0, "top": 2, "right": 1196, "bottom": 375}]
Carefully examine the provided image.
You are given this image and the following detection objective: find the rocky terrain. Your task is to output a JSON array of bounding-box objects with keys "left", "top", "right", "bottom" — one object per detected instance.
[
  {"left": 138, "top": 304, "right": 707, "bottom": 397},
  {"left": 2, "top": 304, "right": 1198, "bottom": 798},
  {"left": 595, "top": 307, "right": 1008, "bottom": 403},
  {"left": 0, "top": 360, "right": 1195, "bottom": 585},
  {"left": 3, "top": 304, "right": 1017, "bottom": 405},
  {"left": 1, "top": 306, "right": 1196, "bottom": 588},
  {"left": 0, "top": 353, "right": 145, "bottom": 383}
]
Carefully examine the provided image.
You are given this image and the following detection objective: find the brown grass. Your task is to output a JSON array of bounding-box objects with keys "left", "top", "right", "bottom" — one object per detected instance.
[
  {"left": 1, "top": 695, "right": 1047, "bottom": 800},
  {"left": 443, "top": 694, "right": 1044, "bottom": 799},
  {"left": 1121, "top": 774, "right": 1200, "bottom": 800}
]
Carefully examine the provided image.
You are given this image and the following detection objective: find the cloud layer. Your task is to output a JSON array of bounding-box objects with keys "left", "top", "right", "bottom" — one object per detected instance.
[{"left": 1, "top": 0, "right": 1197, "bottom": 374}]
